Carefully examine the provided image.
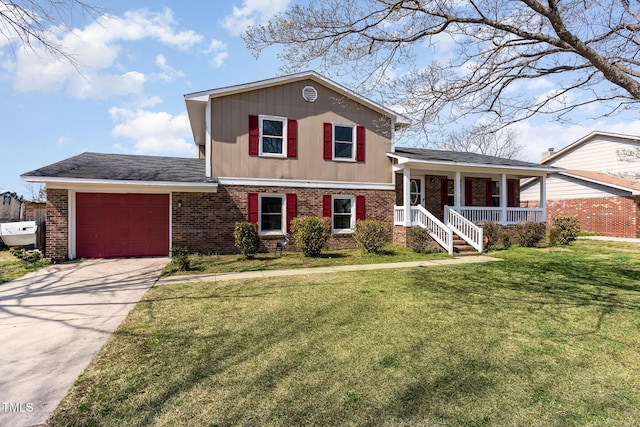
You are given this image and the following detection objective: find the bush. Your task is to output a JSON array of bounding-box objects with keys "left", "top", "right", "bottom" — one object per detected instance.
[
  {"left": 482, "top": 221, "right": 500, "bottom": 251},
  {"left": 234, "top": 222, "right": 260, "bottom": 258},
  {"left": 408, "top": 227, "right": 441, "bottom": 254},
  {"left": 500, "top": 232, "right": 512, "bottom": 249},
  {"left": 354, "top": 220, "right": 389, "bottom": 254},
  {"left": 513, "top": 222, "right": 547, "bottom": 247},
  {"left": 170, "top": 247, "right": 191, "bottom": 271},
  {"left": 549, "top": 216, "right": 580, "bottom": 245},
  {"left": 291, "top": 216, "right": 330, "bottom": 257}
]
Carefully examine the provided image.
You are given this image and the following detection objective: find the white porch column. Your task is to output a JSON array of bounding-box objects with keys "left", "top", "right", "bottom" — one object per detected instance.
[
  {"left": 500, "top": 173, "right": 507, "bottom": 224},
  {"left": 403, "top": 166, "right": 412, "bottom": 226},
  {"left": 540, "top": 175, "right": 547, "bottom": 222},
  {"left": 454, "top": 171, "right": 462, "bottom": 209}
]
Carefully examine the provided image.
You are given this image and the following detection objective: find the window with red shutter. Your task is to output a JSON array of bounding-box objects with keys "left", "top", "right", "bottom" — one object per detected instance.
[
  {"left": 356, "top": 126, "right": 365, "bottom": 162},
  {"left": 287, "top": 119, "right": 297, "bottom": 158},
  {"left": 247, "top": 193, "right": 259, "bottom": 223},
  {"left": 323, "top": 123, "right": 333, "bottom": 160}
]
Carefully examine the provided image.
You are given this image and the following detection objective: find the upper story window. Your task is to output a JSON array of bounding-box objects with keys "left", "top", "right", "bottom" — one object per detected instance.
[
  {"left": 333, "top": 124, "right": 355, "bottom": 160},
  {"left": 260, "top": 116, "right": 287, "bottom": 157},
  {"left": 3, "top": 194, "right": 12, "bottom": 205}
]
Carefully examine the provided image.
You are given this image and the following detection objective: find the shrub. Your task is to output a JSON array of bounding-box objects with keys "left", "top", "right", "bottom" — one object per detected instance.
[
  {"left": 550, "top": 216, "right": 580, "bottom": 245},
  {"left": 408, "top": 227, "right": 441, "bottom": 254},
  {"left": 500, "top": 232, "right": 512, "bottom": 249},
  {"left": 354, "top": 220, "right": 389, "bottom": 254},
  {"left": 513, "top": 222, "right": 547, "bottom": 247},
  {"left": 10, "top": 248, "right": 42, "bottom": 263},
  {"left": 291, "top": 216, "right": 330, "bottom": 257},
  {"left": 482, "top": 221, "right": 500, "bottom": 250},
  {"left": 234, "top": 222, "right": 260, "bottom": 258},
  {"left": 170, "top": 246, "right": 191, "bottom": 271}
]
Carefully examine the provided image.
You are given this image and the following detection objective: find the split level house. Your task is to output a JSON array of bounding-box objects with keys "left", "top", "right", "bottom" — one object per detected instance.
[
  {"left": 521, "top": 131, "right": 640, "bottom": 238},
  {"left": 21, "top": 71, "right": 559, "bottom": 260}
]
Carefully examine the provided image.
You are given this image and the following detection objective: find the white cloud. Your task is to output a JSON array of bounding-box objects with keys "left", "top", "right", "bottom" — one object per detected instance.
[
  {"left": 221, "top": 0, "right": 292, "bottom": 36},
  {"left": 109, "top": 107, "right": 194, "bottom": 156},
  {"left": 154, "top": 54, "right": 184, "bottom": 82},
  {"left": 10, "top": 8, "right": 202, "bottom": 100},
  {"left": 206, "top": 39, "right": 228, "bottom": 68}
]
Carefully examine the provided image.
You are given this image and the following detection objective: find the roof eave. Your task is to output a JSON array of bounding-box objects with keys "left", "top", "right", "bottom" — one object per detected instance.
[
  {"left": 21, "top": 175, "right": 218, "bottom": 192},
  {"left": 560, "top": 172, "right": 640, "bottom": 195}
]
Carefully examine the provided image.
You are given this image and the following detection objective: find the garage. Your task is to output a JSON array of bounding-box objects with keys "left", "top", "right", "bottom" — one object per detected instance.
[{"left": 76, "top": 193, "right": 170, "bottom": 258}]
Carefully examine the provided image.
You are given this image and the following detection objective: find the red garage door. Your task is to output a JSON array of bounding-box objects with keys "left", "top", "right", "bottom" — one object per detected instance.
[{"left": 76, "top": 193, "right": 169, "bottom": 258}]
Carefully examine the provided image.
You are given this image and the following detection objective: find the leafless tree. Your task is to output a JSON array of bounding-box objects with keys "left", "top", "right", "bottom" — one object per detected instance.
[
  {"left": 245, "top": 0, "right": 640, "bottom": 142},
  {"left": 616, "top": 146, "right": 640, "bottom": 179},
  {"left": 23, "top": 182, "right": 46, "bottom": 202},
  {"left": 441, "top": 124, "right": 523, "bottom": 159},
  {"left": 0, "top": 0, "right": 103, "bottom": 63}
]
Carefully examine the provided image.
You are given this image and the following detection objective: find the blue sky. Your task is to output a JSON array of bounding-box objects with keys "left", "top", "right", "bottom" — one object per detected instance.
[{"left": 1, "top": 0, "right": 639, "bottom": 196}]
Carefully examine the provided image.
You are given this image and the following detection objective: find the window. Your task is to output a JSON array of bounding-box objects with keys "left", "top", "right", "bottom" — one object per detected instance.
[
  {"left": 492, "top": 181, "right": 501, "bottom": 207},
  {"left": 410, "top": 179, "right": 421, "bottom": 206},
  {"left": 260, "top": 116, "right": 287, "bottom": 157},
  {"left": 333, "top": 124, "right": 355, "bottom": 160},
  {"left": 333, "top": 196, "right": 355, "bottom": 232},
  {"left": 2, "top": 194, "right": 11, "bottom": 206},
  {"left": 260, "top": 195, "right": 284, "bottom": 234},
  {"left": 447, "top": 179, "right": 455, "bottom": 206}
]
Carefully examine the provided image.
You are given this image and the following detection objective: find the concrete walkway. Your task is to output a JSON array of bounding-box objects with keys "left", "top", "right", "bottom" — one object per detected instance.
[
  {"left": 0, "top": 257, "right": 168, "bottom": 427},
  {"left": 157, "top": 255, "right": 502, "bottom": 285}
]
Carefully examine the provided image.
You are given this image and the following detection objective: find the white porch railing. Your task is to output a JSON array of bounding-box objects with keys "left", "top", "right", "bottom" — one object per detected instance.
[
  {"left": 394, "top": 205, "right": 453, "bottom": 255},
  {"left": 456, "top": 207, "right": 544, "bottom": 224},
  {"left": 445, "top": 206, "right": 484, "bottom": 253}
]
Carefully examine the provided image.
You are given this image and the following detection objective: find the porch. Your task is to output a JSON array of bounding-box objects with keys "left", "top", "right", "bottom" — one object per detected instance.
[{"left": 388, "top": 147, "right": 558, "bottom": 255}]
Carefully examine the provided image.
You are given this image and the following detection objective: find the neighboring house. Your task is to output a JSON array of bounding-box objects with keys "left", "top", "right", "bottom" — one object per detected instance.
[
  {"left": 521, "top": 131, "right": 640, "bottom": 238},
  {"left": 21, "top": 71, "right": 559, "bottom": 260},
  {"left": 0, "top": 191, "right": 22, "bottom": 223}
]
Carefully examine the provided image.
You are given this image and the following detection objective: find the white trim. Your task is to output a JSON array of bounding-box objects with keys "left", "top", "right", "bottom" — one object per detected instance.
[
  {"left": 259, "top": 115, "right": 288, "bottom": 158},
  {"left": 332, "top": 195, "right": 355, "bottom": 233},
  {"left": 258, "top": 193, "right": 286, "bottom": 235},
  {"left": 216, "top": 177, "right": 394, "bottom": 190},
  {"left": 68, "top": 190, "right": 76, "bottom": 260},
  {"left": 205, "top": 101, "right": 212, "bottom": 177},
  {"left": 409, "top": 176, "right": 424, "bottom": 206},
  {"left": 22, "top": 176, "right": 218, "bottom": 192}
]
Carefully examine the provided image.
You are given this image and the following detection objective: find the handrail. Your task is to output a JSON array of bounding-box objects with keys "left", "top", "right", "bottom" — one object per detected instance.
[
  {"left": 445, "top": 206, "right": 484, "bottom": 253},
  {"left": 411, "top": 205, "right": 453, "bottom": 256}
]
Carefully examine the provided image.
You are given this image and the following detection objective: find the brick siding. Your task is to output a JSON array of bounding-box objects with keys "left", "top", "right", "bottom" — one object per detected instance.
[
  {"left": 522, "top": 196, "right": 640, "bottom": 238},
  {"left": 173, "top": 185, "right": 396, "bottom": 254},
  {"left": 46, "top": 189, "right": 68, "bottom": 260}
]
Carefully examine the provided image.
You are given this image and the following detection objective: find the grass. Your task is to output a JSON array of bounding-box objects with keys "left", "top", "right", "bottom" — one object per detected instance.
[
  {"left": 162, "top": 244, "right": 449, "bottom": 276},
  {"left": 0, "top": 250, "right": 51, "bottom": 284},
  {"left": 50, "top": 240, "right": 640, "bottom": 426}
]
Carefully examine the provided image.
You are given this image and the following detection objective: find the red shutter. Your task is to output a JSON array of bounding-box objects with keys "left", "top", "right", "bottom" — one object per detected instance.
[
  {"left": 440, "top": 178, "right": 449, "bottom": 209},
  {"left": 356, "top": 195, "right": 365, "bottom": 221},
  {"left": 465, "top": 178, "right": 473, "bottom": 206},
  {"left": 287, "top": 119, "right": 297, "bottom": 158},
  {"left": 323, "top": 123, "right": 333, "bottom": 160},
  {"left": 286, "top": 193, "right": 297, "bottom": 233},
  {"left": 356, "top": 125, "right": 365, "bottom": 162},
  {"left": 248, "top": 115, "right": 259, "bottom": 155},
  {"left": 485, "top": 179, "right": 493, "bottom": 207},
  {"left": 247, "top": 193, "right": 259, "bottom": 224},
  {"left": 322, "top": 194, "right": 332, "bottom": 218},
  {"left": 507, "top": 179, "right": 517, "bottom": 207}
]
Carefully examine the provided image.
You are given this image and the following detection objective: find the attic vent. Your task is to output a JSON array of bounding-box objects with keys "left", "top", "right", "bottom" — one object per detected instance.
[{"left": 302, "top": 86, "right": 318, "bottom": 102}]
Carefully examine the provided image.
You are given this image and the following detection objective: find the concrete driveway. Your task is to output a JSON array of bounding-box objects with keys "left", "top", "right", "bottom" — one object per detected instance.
[{"left": 0, "top": 257, "right": 168, "bottom": 427}]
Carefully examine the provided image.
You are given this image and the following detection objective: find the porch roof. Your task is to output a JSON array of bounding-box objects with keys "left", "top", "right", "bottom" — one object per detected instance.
[{"left": 389, "top": 147, "right": 562, "bottom": 176}]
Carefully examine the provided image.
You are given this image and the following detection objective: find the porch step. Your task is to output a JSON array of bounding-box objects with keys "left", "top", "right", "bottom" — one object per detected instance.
[{"left": 452, "top": 235, "right": 479, "bottom": 256}]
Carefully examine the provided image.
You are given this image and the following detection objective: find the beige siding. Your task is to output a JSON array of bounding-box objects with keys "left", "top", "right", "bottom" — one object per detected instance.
[
  {"left": 549, "top": 135, "right": 640, "bottom": 177},
  {"left": 209, "top": 79, "right": 393, "bottom": 183},
  {"left": 521, "top": 175, "right": 629, "bottom": 202}
]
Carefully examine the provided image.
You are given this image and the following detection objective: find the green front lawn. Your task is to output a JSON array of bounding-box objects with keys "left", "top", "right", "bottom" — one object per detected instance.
[
  {"left": 162, "top": 244, "right": 449, "bottom": 276},
  {"left": 0, "top": 250, "right": 50, "bottom": 284},
  {"left": 50, "top": 240, "right": 640, "bottom": 426}
]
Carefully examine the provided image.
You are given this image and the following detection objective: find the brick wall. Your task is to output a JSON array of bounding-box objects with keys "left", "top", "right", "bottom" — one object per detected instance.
[
  {"left": 531, "top": 196, "right": 640, "bottom": 238},
  {"left": 173, "top": 185, "right": 396, "bottom": 254},
  {"left": 46, "top": 189, "right": 68, "bottom": 260}
]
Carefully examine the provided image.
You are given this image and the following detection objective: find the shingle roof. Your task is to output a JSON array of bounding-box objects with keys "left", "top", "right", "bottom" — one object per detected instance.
[
  {"left": 392, "top": 147, "right": 558, "bottom": 170},
  {"left": 21, "top": 152, "right": 216, "bottom": 183},
  {"left": 564, "top": 169, "right": 640, "bottom": 193}
]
